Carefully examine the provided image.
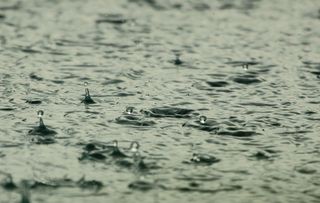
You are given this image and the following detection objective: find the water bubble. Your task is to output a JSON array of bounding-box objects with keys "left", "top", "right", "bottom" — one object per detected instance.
[
  {"left": 242, "top": 64, "right": 249, "bottom": 70},
  {"left": 37, "top": 110, "right": 44, "bottom": 118},
  {"left": 126, "top": 107, "right": 134, "bottom": 115},
  {"left": 199, "top": 116, "right": 207, "bottom": 124}
]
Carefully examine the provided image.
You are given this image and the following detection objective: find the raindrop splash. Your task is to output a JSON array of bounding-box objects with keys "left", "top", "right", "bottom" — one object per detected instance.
[
  {"left": 129, "top": 141, "right": 147, "bottom": 171},
  {"left": 19, "top": 180, "right": 31, "bottom": 203},
  {"left": 126, "top": 107, "right": 134, "bottom": 115},
  {"left": 28, "top": 110, "right": 57, "bottom": 138},
  {"left": 190, "top": 153, "right": 220, "bottom": 165},
  {"left": 37, "top": 110, "right": 44, "bottom": 117},
  {"left": 110, "top": 140, "right": 127, "bottom": 158},
  {"left": 242, "top": 64, "right": 249, "bottom": 70},
  {"left": 199, "top": 116, "right": 207, "bottom": 124},
  {"left": 113, "top": 140, "right": 119, "bottom": 148},
  {"left": 130, "top": 141, "right": 140, "bottom": 154},
  {"left": 174, "top": 54, "right": 183, "bottom": 65},
  {"left": 81, "top": 82, "right": 95, "bottom": 104},
  {"left": 37, "top": 110, "right": 45, "bottom": 127},
  {"left": 191, "top": 153, "right": 201, "bottom": 162},
  {"left": 37, "top": 110, "right": 46, "bottom": 128}
]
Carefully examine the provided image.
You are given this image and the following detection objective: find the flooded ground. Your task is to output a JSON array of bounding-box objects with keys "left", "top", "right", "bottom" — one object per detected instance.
[{"left": 0, "top": 0, "right": 320, "bottom": 202}]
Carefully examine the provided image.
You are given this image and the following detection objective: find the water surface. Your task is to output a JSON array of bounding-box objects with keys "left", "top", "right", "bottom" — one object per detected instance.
[{"left": 1, "top": 0, "right": 320, "bottom": 202}]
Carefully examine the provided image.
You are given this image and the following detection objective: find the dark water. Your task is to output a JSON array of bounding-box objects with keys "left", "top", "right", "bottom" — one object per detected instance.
[{"left": 1, "top": 0, "right": 320, "bottom": 202}]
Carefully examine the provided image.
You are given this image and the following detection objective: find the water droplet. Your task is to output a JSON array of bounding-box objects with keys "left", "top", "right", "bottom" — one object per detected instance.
[
  {"left": 130, "top": 141, "right": 140, "bottom": 153},
  {"left": 126, "top": 107, "right": 134, "bottom": 114},
  {"left": 37, "top": 110, "right": 44, "bottom": 118},
  {"left": 191, "top": 153, "right": 200, "bottom": 162},
  {"left": 113, "top": 140, "right": 119, "bottom": 148},
  {"left": 84, "top": 82, "right": 88, "bottom": 87},
  {"left": 242, "top": 64, "right": 249, "bottom": 70},
  {"left": 199, "top": 116, "right": 207, "bottom": 124}
]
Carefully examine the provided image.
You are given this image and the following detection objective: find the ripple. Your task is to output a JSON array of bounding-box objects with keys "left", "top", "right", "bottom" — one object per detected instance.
[
  {"left": 183, "top": 153, "right": 220, "bottom": 166},
  {"left": 0, "top": 2, "right": 21, "bottom": 10},
  {"left": 183, "top": 117, "right": 219, "bottom": 132},
  {"left": 206, "top": 81, "right": 229, "bottom": 87},
  {"left": 28, "top": 135, "right": 56, "bottom": 144},
  {"left": 115, "top": 115, "right": 156, "bottom": 127},
  {"left": 232, "top": 75, "right": 262, "bottom": 84},
  {"left": 0, "top": 107, "right": 15, "bottom": 111},
  {"left": 218, "top": 130, "right": 257, "bottom": 137},
  {"left": 250, "top": 151, "right": 272, "bottom": 160},
  {"left": 21, "top": 48, "right": 41, "bottom": 54},
  {"left": 102, "top": 79, "right": 124, "bottom": 85},
  {"left": 141, "top": 107, "right": 194, "bottom": 118},
  {"left": 172, "top": 185, "right": 242, "bottom": 194},
  {"left": 77, "top": 177, "right": 103, "bottom": 191},
  {"left": 128, "top": 0, "right": 165, "bottom": 10},
  {"left": 29, "top": 73, "right": 43, "bottom": 81},
  {"left": 225, "top": 60, "right": 261, "bottom": 67},
  {"left": 239, "top": 102, "right": 276, "bottom": 107},
  {"left": 128, "top": 180, "right": 160, "bottom": 191},
  {"left": 0, "top": 174, "right": 17, "bottom": 191},
  {"left": 25, "top": 100, "right": 42, "bottom": 105},
  {"left": 95, "top": 14, "right": 129, "bottom": 25},
  {"left": 28, "top": 125, "right": 57, "bottom": 137},
  {"left": 79, "top": 142, "right": 119, "bottom": 161}
]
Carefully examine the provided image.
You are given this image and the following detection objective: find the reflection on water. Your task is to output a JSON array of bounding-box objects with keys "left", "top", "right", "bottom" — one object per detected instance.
[{"left": 1, "top": 0, "right": 320, "bottom": 202}]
